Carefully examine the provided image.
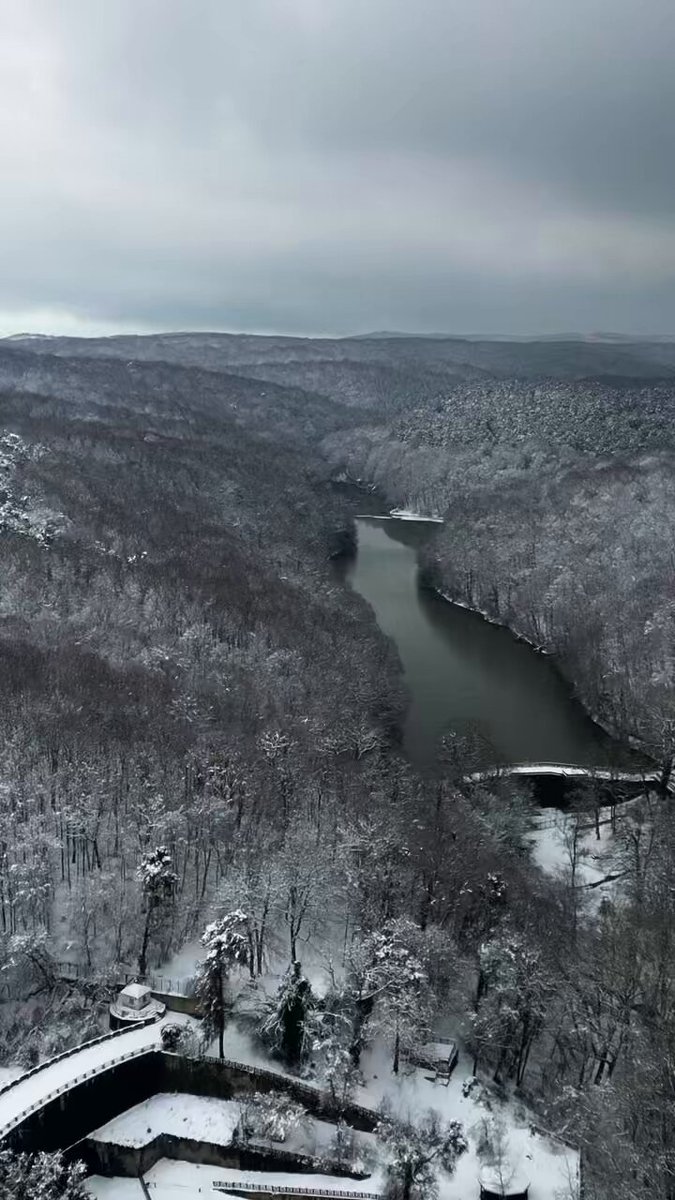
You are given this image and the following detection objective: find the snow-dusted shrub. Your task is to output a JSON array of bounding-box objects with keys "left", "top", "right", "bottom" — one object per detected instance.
[
  {"left": 377, "top": 1109, "right": 467, "bottom": 1200},
  {"left": 238, "top": 1090, "right": 307, "bottom": 1143},
  {"left": 0, "top": 1148, "right": 87, "bottom": 1199},
  {"left": 160, "top": 1022, "right": 185, "bottom": 1051}
]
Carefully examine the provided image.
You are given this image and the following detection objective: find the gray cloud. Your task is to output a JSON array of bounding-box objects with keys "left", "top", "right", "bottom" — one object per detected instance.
[{"left": 0, "top": 0, "right": 674, "bottom": 336}]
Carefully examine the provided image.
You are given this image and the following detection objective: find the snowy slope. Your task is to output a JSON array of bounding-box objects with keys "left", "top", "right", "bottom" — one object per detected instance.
[{"left": 91, "top": 1093, "right": 242, "bottom": 1149}]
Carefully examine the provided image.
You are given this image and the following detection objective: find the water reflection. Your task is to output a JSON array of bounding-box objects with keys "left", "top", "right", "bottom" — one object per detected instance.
[{"left": 341, "top": 517, "right": 620, "bottom": 772}]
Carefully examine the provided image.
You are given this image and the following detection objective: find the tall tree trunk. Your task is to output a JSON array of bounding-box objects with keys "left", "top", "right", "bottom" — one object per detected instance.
[
  {"left": 138, "top": 909, "right": 151, "bottom": 978},
  {"left": 218, "top": 964, "right": 225, "bottom": 1059}
]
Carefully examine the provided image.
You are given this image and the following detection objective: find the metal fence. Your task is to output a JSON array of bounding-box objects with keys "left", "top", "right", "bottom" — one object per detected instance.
[
  {"left": 212, "top": 1185, "right": 380, "bottom": 1198},
  {"left": 56, "top": 960, "right": 194, "bottom": 997}
]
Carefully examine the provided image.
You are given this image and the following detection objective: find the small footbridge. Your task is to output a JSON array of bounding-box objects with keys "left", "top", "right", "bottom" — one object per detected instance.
[
  {"left": 465, "top": 763, "right": 668, "bottom": 804},
  {"left": 466, "top": 762, "right": 661, "bottom": 785}
]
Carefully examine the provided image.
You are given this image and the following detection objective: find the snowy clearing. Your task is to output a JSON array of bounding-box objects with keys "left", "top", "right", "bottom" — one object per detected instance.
[
  {"left": 356, "top": 1041, "right": 579, "bottom": 1200},
  {"left": 91, "top": 1092, "right": 242, "bottom": 1149},
  {"left": 529, "top": 806, "right": 618, "bottom": 887}
]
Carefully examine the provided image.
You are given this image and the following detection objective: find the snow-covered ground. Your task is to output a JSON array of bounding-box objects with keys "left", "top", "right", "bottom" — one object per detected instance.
[
  {"left": 530, "top": 808, "right": 610, "bottom": 883},
  {"left": 144, "top": 1160, "right": 386, "bottom": 1196},
  {"left": 85, "top": 1180, "right": 145, "bottom": 1200},
  {"left": 159, "top": 919, "right": 344, "bottom": 1005},
  {"left": 92, "top": 1088, "right": 376, "bottom": 1173},
  {"left": 156, "top": 937, "right": 202, "bottom": 987},
  {"left": 83, "top": 1021, "right": 578, "bottom": 1199},
  {"left": 526, "top": 801, "right": 638, "bottom": 912},
  {"left": 356, "top": 1042, "right": 579, "bottom": 1200},
  {"left": 91, "top": 1093, "right": 242, "bottom": 1149}
]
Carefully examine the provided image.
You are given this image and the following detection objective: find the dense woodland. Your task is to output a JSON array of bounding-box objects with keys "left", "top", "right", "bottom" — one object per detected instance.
[{"left": 1, "top": 333, "right": 675, "bottom": 1198}]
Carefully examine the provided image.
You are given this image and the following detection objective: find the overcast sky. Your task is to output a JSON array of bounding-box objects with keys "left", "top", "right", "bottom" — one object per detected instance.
[{"left": 1, "top": 0, "right": 674, "bottom": 337}]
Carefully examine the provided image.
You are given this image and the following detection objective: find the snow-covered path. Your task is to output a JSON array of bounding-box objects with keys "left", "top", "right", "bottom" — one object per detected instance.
[{"left": 0, "top": 1020, "right": 162, "bottom": 1140}]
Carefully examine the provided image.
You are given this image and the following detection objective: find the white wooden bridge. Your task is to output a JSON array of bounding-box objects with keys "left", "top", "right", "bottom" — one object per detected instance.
[{"left": 466, "top": 762, "right": 662, "bottom": 786}]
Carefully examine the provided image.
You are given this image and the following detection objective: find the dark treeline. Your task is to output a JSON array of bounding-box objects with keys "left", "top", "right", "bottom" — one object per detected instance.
[{"left": 1, "top": 334, "right": 674, "bottom": 1198}]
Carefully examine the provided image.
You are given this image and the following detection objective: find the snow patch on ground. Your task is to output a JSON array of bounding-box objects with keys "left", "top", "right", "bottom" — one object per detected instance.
[
  {"left": 529, "top": 808, "right": 615, "bottom": 885},
  {"left": 528, "top": 799, "right": 648, "bottom": 913},
  {"left": 85, "top": 1179, "right": 145, "bottom": 1199},
  {"left": 159, "top": 915, "right": 345, "bottom": 1004},
  {"left": 144, "top": 1159, "right": 385, "bottom": 1196},
  {"left": 91, "top": 1092, "right": 242, "bottom": 1149}
]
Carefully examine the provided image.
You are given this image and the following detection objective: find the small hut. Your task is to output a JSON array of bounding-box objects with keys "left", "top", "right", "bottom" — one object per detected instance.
[
  {"left": 479, "top": 1166, "right": 530, "bottom": 1199},
  {"left": 409, "top": 1037, "right": 459, "bottom": 1082},
  {"left": 109, "top": 982, "right": 166, "bottom": 1029}
]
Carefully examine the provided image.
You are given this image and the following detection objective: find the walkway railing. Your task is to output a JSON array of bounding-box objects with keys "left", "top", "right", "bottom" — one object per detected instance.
[
  {"left": 212, "top": 1185, "right": 380, "bottom": 1198},
  {"left": 56, "top": 960, "right": 194, "bottom": 997},
  {"left": 0, "top": 1017, "right": 157, "bottom": 1141}
]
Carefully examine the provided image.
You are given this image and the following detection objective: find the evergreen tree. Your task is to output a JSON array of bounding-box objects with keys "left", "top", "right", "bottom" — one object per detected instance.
[
  {"left": 263, "top": 960, "right": 315, "bottom": 1065},
  {"left": 195, "top": 910, "right": 250, "bottom": 1058}
]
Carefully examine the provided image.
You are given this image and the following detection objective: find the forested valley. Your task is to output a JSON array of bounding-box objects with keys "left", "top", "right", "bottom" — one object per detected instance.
[{"left": 2, "top": 332, "right": 675, "bottom": 1198}]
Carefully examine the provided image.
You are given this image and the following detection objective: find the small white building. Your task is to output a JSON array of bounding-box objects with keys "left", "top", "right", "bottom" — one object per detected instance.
[
  {"left": 479, "top": 1166, "right": 530, "bottom": 1199},
  {"left": 109, "top": 982, "right": 166, "bottom": 1029}
]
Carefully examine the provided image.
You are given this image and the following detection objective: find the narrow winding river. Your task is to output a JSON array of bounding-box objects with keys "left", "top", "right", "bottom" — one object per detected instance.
[{"left": 341, "top": 517, "right": 618, "bottom": 773}]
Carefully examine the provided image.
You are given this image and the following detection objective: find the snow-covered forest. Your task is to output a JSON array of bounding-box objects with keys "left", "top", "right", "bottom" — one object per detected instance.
[{"left": 1, "top": 333, "right": 674, "bottom": 1199}]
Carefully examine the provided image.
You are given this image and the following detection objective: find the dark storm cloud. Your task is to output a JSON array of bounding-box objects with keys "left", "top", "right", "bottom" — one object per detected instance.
[{"left": 1, "top": 0, "right": 674, "bottom": 335}]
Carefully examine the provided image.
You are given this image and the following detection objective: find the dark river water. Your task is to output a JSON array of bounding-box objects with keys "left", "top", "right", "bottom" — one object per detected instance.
[{"left": 340, "top": 517, "right": 620, "bottom": 773}]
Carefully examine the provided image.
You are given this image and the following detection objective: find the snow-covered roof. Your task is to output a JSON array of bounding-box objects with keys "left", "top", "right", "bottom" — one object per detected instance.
[
  {"left": 119, "top": 983, "right": 151, "bottom": 1002},
  {"left": 420, "top": 1040, "right": 457, "bottom": 1061},
  {"left": 479, "top": 1166, "right": 530, "bottom": 1194}
]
